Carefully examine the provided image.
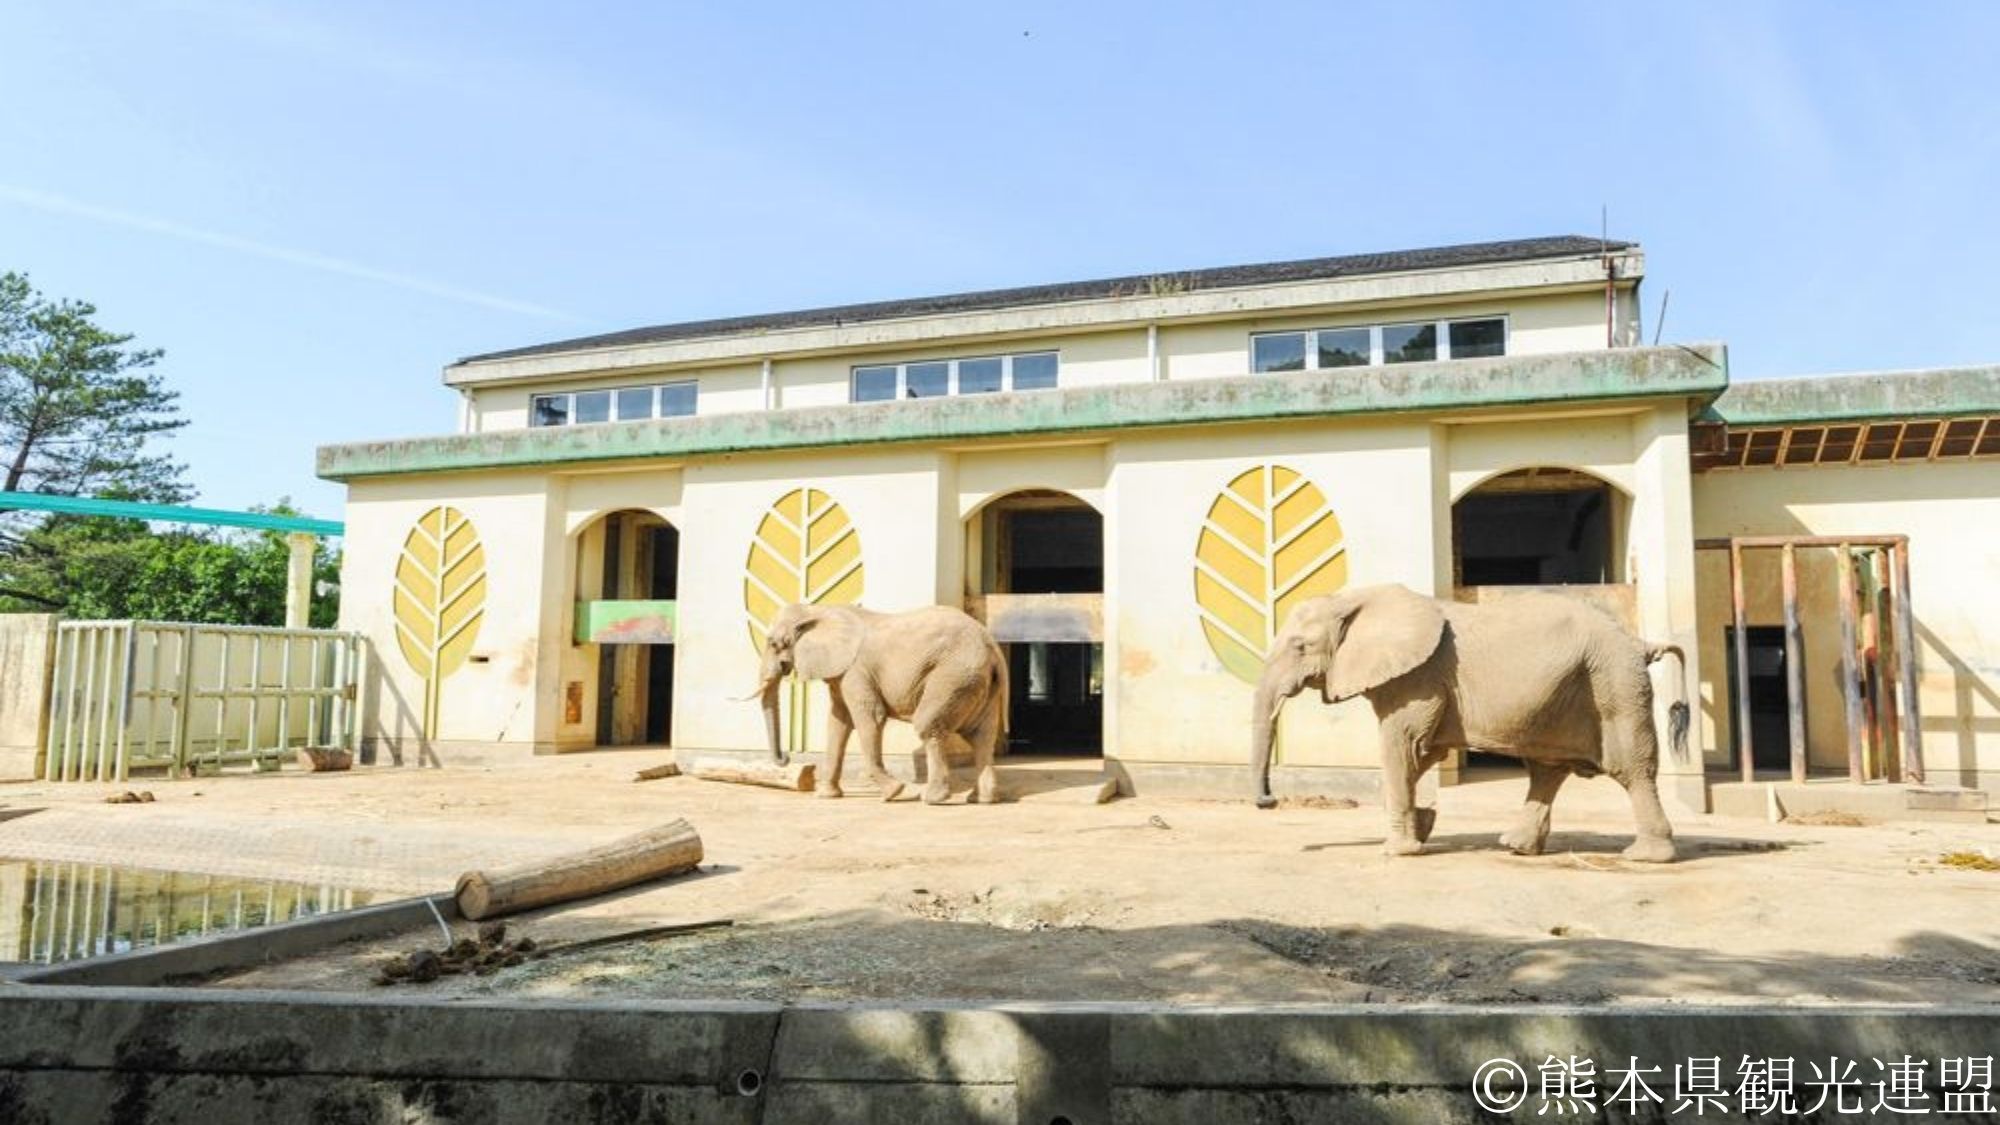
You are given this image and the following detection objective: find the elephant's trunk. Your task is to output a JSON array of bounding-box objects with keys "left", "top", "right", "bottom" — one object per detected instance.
[
  {"left": 758, "top": 675, "right": 789, "bottom": 766},
  {"left": 1250, "top": 670, "right": 1289, "bottom": 810}
]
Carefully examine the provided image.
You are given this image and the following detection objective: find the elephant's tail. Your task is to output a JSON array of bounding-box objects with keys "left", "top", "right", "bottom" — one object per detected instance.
[{"left": 1646, "top": 644, "right": 1690, "bottom": 759}]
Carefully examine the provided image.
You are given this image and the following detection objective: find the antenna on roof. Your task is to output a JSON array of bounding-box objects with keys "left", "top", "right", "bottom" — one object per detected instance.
[
  {"left": 1600, "top": 205, "right": 1616, "bottom": 348},
  {"left": 1653, "top": 289, "right": 1671, "bottom": 346}
]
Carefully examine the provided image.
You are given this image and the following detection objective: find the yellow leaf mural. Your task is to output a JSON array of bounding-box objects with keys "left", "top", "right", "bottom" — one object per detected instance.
[
  {"left": 1194, "top": 464, "right": 1348, "bottom": 683},
  {"left": 743, "top": 488, "right": 865, "bottom": 651},
  {"left": 392, "top": 506, "right": 487, "bottom": 740}
]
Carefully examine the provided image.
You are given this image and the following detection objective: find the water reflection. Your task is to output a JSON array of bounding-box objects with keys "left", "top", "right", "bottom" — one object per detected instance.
[{"left": 0, "top": 859, "right": 375, "bottom": 964}]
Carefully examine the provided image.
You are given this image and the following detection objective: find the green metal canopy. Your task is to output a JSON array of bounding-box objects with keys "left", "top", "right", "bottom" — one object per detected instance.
[{"left": 0, "top": 492, "right": 344, "bottom": 537}]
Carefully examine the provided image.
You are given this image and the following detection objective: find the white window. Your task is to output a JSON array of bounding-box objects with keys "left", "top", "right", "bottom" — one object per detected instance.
[
  {"left": 848, "top": 351, "right": 1060, "bottom": 402},
  {"left": 529, "top": 381, "right": 698, "bottom": 427},
  {"left": 1250, "top": 316, "right": 1507, "bottom": 373}
]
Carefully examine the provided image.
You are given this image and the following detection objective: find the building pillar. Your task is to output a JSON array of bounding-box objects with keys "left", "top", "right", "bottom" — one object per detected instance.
[{"left": 284, "top": 533, "right": 317, "bottom": 629}]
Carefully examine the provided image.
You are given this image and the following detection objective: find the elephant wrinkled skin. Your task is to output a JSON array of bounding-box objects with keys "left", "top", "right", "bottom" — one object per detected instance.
[
  {"left": 753, "top": 604, "right": 1008, "bottom": 805},
  {"left": 1250, "top": 584, "right": 1688, "bottom": 862}
]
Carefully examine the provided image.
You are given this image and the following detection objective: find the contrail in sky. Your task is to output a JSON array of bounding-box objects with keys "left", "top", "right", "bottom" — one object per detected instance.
[{"left": 0, "top": 184, "right": 583, "bottom": 323}]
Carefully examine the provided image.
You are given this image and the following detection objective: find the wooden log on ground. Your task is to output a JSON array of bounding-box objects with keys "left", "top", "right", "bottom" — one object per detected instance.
[
  {"left": 633, "top": 762, "right": 681, "bottom": 782},
  {"left": 454, "top": 819, "right": 704, "bottom": 921},
  {"left": 688, "top": 755, "right": 815, "bottom": 792}
]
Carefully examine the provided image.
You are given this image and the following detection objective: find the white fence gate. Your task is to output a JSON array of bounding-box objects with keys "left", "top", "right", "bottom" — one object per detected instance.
[{"left": 41, "top": 621, "right": 364, "bottom": 781}]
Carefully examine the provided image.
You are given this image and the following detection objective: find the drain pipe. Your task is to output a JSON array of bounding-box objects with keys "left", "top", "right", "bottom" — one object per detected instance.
[
  {"left": 1147, "top": 323, "right": 1161, "bottom": 381},
  {"left": 761, "top": 359, "right": 774, "bottom": 409}
]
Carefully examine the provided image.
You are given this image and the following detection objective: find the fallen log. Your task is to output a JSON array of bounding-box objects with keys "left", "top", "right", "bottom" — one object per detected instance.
[
  {"left": 454, "top": 819, "right": 703, "bottom": 921},
  {"left": 633, "top": 762, "right": 681, "bottom": 782},
  {"left": 688, "top": 755, "right": 815, "bottom": 792},
  {"left": 297, "top": 746, "right": 354, "bottom": 772}
]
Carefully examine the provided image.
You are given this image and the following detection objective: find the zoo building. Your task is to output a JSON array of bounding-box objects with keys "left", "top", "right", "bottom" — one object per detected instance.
[{"left": 315, "top": 235, "right": 2000, "bottom": 816}]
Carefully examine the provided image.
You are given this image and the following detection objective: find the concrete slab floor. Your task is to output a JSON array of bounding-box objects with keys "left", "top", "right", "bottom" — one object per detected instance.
[{"left": 0, "top": 754, "right": 1994, "bottom": 1006}]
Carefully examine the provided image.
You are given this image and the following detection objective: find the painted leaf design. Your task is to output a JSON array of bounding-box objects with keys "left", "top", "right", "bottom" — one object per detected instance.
[
  {"left": 1194, "top": 464, "right": 1348, "bottom": 683},
  {"left": 392, "top": 506, "right": 487, "bottom": 737},
  {"left": 743, "top": 488, "right": 864, "bottom": 651}
]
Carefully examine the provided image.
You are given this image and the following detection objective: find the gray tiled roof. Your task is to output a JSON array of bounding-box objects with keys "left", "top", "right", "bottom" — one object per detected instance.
[{"left": 458, "top": 234, "right": 1631, "bottom": 365}]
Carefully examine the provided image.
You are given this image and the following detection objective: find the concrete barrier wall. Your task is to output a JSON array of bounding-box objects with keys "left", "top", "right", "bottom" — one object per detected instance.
[
  {"left": 0, "top": 989, "right": 1992, "bottom": 1123},
  {"left": 0, "top": 614, "right": 57, "bottom": 780}
]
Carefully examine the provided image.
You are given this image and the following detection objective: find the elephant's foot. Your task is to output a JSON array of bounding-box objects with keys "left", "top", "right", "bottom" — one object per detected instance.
[
  {"left": 1622, "top": 836, "right": 1677, "bottom": 864},
  {"left": 814, "top": 781, "right": 844, "bottom": 799},
  {"left": 970, "top": 771, "right": 1000, "bottom": 805},
  {"left": 1497, "top": 825, "right": 1548, "bottom": 856},
  {"left": 877, "top": 780, "right": 905, "bottom": 802},
  {"left": 1412, "top": 806, "right": 1437, "bottom": 843},
  {"left": 921, "top": 779, "right": 952, "bottom": 805},
  {"left": 1381, "top": 835, "right": 1425, "bottom": 857}
]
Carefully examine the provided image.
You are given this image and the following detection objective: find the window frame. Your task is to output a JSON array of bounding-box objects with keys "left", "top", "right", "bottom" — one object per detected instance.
[
  {"left": 528, "top": 379, "right": 699, "bottom": 427},
  {"left": 847, "top": 350, "right": 1061, "bottom": 402},
  {"left": 1249, "top": 315, "right": 1509, "bottom": 373}
]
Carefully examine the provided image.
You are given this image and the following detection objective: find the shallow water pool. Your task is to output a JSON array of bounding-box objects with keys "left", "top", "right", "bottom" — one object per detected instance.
[{"left": 0, "top": 858, "right": 377, "bottom": 964}]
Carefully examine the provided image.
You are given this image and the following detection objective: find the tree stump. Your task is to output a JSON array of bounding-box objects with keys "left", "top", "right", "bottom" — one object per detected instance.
[
  {"left": 454, "top": 819, "right": 704, "bottom": 921},
  {"left": 297, "top": 746, "right": 353, "bottom": 772}
]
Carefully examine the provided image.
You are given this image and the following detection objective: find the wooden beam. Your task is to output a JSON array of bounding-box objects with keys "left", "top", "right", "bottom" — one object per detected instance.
[
  {"left": 1891, "top": 540, "right": 1924, "bottom": 784},
  {"left": 1780, "top": 544, "right": 1807, "bottom": 784},
  {"left": 1836, "top": 545, "right": 1865, "bottom": 783},
  {"left": 1730, "top": 540, "right": 1754, "bottom": 783}
]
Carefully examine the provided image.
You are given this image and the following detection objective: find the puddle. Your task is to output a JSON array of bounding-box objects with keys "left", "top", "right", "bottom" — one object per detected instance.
[{"left": 0, "top": 858, "right": 377, "bottom": 964}]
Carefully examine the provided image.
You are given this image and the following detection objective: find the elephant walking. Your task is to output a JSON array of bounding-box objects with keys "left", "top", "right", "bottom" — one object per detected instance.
[
  {"left": 1251, "top": 584, "right": 1687, "bottom": 862},
  {"left": 753, "top": 604, "right": 1007, "bottom": 804}
]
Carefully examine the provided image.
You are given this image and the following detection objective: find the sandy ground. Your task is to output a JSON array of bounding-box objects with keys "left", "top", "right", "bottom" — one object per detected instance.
[{"left": 2, "top": 754, "right": 1996, "bottom": 1006}]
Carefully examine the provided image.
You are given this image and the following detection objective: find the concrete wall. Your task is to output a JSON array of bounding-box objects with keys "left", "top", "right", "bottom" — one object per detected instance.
[
  {"left": 0, "top": 988, "right": 1988, "bottom": 1124},
  {"left": 1692, "top": 459, "right": 2000, "bottom": 791},
  {"left": 466, "top": 290, "right": 1626, "bottom": 433},
  {"left": 339, "top": 398, "right": 1696, "bottom": 798},
  {"left": 0, "top": 614, "right": 57, "bottom": 780}
]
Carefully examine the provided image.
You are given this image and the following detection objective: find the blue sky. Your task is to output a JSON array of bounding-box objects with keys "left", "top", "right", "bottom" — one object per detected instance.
[{"left": 3, "top": 2, "right": 1997, "bottom": 517}]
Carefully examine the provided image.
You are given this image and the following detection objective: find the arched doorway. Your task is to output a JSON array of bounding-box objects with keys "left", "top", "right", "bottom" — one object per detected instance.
[
  {"left": 574, "top": 509, "right": 679, "bottom": 747},
  {"left": 966, "top": 490, "right": 1104, "bottom": 756},
  {"left": 1450, "top": 467, "right": 1632, "bottom": 775}
]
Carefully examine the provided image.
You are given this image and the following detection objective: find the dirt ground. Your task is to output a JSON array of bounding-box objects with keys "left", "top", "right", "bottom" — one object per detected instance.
[{"left": 3, "top": 754, "right": 1996, "bottom": 1006}]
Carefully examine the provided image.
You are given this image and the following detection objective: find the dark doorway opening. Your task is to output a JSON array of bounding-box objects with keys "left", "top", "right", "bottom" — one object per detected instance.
[
  {"left": 1454, "top": 469, "right": 1618, "bottom": 586},
  {"left": 588, "top": 512, "right": 679, "bottom": 748},
  {"left": 1724, "top": 625, "right": 1793, "bottom": 772},
  {"left": 981, "top": 495, "right": 1104, "bottom": 756}
]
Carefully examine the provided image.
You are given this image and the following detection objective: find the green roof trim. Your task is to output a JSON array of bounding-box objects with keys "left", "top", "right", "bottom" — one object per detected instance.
[
  {"left": 319, "top": 343, "right": 1728, "bottom": 482},
  {"left": 1703, "top": 366, "right": 2000, "bottom": 427},
  {"left": 0, "top": 492, "right": 343, "bottom": 536}
]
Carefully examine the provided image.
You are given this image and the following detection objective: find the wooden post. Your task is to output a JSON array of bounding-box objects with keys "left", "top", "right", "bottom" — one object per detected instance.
[
  {"left": 1730, "top": 540, "right": 1754, "bottom": 782},
  {"left": 1836, "top": 545, "right": 1865, "bottom": 783},
  {"left": 1780, "top": 544, "right": 1806, "bottom": 784},
  {"left": 1891, "top": 539, "right": 1924, "bottom": 784},
  {"left": 455, "top": 819, "right": 704, "bottom": 921}
]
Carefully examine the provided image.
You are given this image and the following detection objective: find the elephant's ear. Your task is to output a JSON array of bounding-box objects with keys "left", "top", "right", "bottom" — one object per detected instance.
[
  {"left": 790, "top": 608, "right": 865, "bottom": 681},
  {"left": 1327, "top": 585, "right": 1446, "bottom": 700}
]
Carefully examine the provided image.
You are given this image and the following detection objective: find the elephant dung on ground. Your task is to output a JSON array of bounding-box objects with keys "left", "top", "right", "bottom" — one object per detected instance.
[
  {"left": 1250, "top": 584, "right": 1688, "bottom": 862},
  {"left": 751, "top": 604, "right": 1008, "bottom": 805}
]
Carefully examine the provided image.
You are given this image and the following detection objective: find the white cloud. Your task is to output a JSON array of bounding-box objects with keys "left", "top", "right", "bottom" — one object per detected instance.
[{"left": 0, "top": 184, "right": 583, "bottom": 322}]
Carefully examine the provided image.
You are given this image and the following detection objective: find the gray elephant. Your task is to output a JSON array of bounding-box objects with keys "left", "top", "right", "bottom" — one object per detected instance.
[
  {"left": 1251, "top": 584, "right": 1687, "bottom": 862},
  {"left": 753, "top": 603, "right": 1007, "bottom": 805}
]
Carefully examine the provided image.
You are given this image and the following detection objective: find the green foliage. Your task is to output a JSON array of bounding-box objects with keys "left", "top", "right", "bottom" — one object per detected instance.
[
  {"left": 0, "top": 502, "right": 340, "bottom": 627},
  {"left": 0, "top": 271, "right": 187, "bottom": 503}
]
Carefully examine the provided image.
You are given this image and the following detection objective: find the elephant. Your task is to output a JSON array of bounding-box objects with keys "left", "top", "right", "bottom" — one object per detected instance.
[
  {"left": 1250, "top": 583, "right": 1688, "bottom": 862},
  {"left": 752, "top": 603, "right": 1008, "bottom": 805}
]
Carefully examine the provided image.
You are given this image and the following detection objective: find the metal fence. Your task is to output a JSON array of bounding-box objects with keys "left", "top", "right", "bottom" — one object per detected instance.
[{"left": 41, "top": 621, "right": 364, "bottom": 781}]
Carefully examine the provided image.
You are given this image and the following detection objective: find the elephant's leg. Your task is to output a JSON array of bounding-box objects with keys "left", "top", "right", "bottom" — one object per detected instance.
[
  {"left": 1410, "top": 745, "right": 1450, "bottom": 843},
  {"left": 911, "top": 681, "right": 980, "bottom": 806},
  {"left": 1606, "top": 712, "right": 1676, "bottom": 862},
  {"left": 963, "top": 704, "right": 1002, "bottom": 805},
  {"left": 816, "top": 692, "right": 853, "bottom": 799},
  {"left": 850, "top": 700, "right": 903, "bottom": 802},
  {"left": 1498, "top": 761, "right": 1569, "bottom": 855},
  {"left": 1379, "top": 733, "right": 1426, "bottom": 857}
]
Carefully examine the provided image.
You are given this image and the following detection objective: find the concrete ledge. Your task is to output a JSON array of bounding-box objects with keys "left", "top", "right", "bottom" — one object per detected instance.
[
  {"left": 0, "top": 990, "right": 1992, "bottom": 1124},
  {"left": 1710, "top": 779, "right": 1991, "bottom": 824},
  {"left": 13, "top": 893, "right": 457, "bottom": 987}
]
